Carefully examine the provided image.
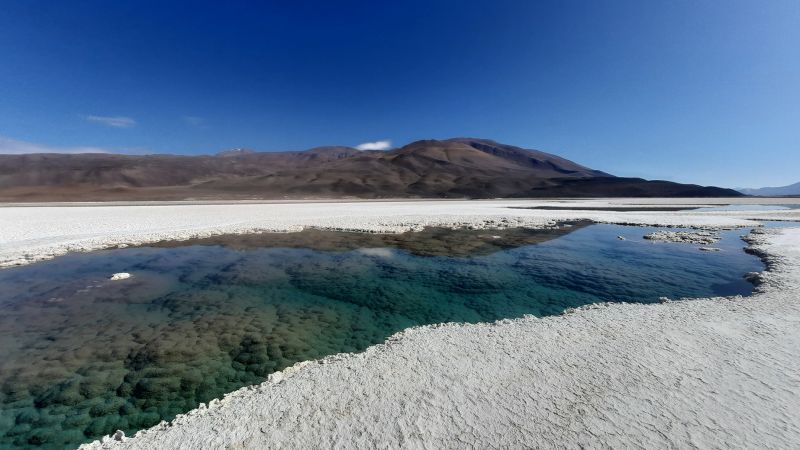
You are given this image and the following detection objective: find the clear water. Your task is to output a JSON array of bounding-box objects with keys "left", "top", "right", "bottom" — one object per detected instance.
[
  {"left": 763, "top": 221, "right": 800, "bottom": 229},
  {"left": 0, "top": 224, "right": 763, "bottom": 449}
]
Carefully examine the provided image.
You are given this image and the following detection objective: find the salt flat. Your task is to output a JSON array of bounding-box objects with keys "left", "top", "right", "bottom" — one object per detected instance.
[
  {"left": 2, "top": 198, "right": 799, "bottom": 268},
  {"left": 2, "top": 199, "right": 800, "bottom": 448}
]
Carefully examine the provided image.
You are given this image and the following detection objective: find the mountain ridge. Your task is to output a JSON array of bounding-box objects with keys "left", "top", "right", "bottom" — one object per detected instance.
[
  {"left": 0, "top": 138, "right": 741, "bottom": 201},
  {"left": 737, "top": 181, "right": 800, "bottom": 197}
]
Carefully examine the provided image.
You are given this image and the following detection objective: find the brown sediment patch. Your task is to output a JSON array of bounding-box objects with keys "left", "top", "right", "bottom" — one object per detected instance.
[{"left": 147, "top": 221, "right": 591, "bottom": 258}]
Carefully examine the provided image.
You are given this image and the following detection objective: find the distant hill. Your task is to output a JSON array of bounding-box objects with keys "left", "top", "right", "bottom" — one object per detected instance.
[
  {"left": 738, "top": 182, "right": 800, "bottom": 196},
  {"left": 0, "top": 138, "right": 742, "bottom": 201}
]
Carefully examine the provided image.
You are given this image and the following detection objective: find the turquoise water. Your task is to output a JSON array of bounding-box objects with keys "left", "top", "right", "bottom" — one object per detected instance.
[{"left": 0, "top": 224, "right": 763, "bottom": 449}]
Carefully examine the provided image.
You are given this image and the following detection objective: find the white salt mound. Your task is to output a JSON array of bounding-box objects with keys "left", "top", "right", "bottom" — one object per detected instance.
[
  {"left": 109, "top": 272, "right": 131, "bottom": 281},
  {"left": 643, "top": 230, "right": 720, "bottom": 244}
]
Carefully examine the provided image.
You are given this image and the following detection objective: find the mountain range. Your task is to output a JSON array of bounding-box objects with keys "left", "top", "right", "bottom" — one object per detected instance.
[
  {"left": 737, "top": 182, "right": 800, "bottom": 196},
  {"left": 0, "top": 138, "right": 741, "bottom": 201}
]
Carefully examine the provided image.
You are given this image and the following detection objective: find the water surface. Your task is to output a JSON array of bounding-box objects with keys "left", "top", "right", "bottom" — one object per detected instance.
[
  {"left": 694, "top": 203, "right": 800, "bottom": 212},
  {"left": 0, "top": 224, "right": 763, "bottom": 449}
]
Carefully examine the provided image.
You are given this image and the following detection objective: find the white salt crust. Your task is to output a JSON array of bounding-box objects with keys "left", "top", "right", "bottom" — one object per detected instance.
[
  {"left": 109, "top": 272, "right": 131, "bottom": 281},
  {"left": 2, "top": 198, "right": 799, "bottom": 268}
]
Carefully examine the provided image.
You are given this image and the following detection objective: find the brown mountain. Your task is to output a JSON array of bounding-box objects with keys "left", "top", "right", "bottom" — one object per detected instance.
[{"left": 0, "top": 138, "right": 741, "bottom": 201}]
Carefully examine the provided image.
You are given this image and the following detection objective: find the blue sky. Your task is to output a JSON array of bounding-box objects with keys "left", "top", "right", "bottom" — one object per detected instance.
[{"left": 0, "top": 0, "right": 797, "bottom": 188}]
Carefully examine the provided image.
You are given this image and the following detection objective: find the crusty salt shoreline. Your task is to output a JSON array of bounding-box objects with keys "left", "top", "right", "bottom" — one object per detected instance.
[{"left": 1, "top": 198, "right": 799, "bottom": 448}]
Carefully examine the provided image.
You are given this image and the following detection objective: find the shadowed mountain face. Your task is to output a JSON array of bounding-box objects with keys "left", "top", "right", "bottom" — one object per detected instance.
[{"left": 0, "top": 138, "right": 741, "bottom": 201}]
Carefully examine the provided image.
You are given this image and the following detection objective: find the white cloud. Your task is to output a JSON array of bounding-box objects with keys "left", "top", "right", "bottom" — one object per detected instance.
[
  {"left": 84, "top": 115, "right": 136, "bottom": 128},
  {"left": 355, "top": 139, "right": 392, "bottom": 151},
  {"left": 183, "top": 116, "right": 205, "bottom": 127},
  {"left": 0, "top": 135, "right": 111, "bottom": 154}
]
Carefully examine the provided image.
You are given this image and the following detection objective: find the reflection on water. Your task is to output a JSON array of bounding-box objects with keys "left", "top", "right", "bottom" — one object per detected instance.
[{"left": 0, "top": 224, "right": 763, "bottom": 449}]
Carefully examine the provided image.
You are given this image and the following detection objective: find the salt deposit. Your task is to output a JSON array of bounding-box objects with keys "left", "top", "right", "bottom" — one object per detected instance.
[
  {"left": 643, "top": 230, "right": 720, "bottom": 244},
  {"left": 109, "top": 272, "right": 131, "bottom": 280}
]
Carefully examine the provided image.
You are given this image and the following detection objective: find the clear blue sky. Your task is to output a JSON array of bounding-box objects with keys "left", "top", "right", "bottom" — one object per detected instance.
[{"left": 0, "top": 0, "right": 797, "bottom": 188}]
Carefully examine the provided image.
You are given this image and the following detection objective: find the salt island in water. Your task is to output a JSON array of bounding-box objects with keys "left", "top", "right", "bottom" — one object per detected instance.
[{"left": 0, "top": 222, "right": 763, "bottom": 449}]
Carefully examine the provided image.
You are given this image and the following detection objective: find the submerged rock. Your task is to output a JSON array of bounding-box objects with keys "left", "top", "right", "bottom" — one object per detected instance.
[
  {"left": 699, "top": 247, "right": 722, "bottom": 252},
  {"left": 109, "top": 272, "right": 131, "bottom": 281},
  {"left": 745, "top": 271, "right": 762, "bottom": 285}
]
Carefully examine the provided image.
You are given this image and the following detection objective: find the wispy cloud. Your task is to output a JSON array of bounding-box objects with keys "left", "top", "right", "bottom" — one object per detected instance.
[
  {"left": 0, "top": 135, "right": 110, "bottom": 154},
  {"left": 182, "top": 116, "right": 206, "bottom": 127},
  {"left": 355, "top": 139, "right": 391, "bottom": 151},
  {"left": 84, "top": 115, "right": 136, "bottom": 128},
  {"left": 0, "top": 135, "right": 151, "bottom": 155}
]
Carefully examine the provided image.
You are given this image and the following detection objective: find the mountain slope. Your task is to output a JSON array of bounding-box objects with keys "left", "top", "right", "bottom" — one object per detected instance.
[
  {"left": 0, "top": 138, "right": 741, "bottom": 201},
  {"left": 738, "top": 182, "right": 800, "bottom": 196},
  {"left": 446, "top": 138, "right": 611, "bottom": 176}
]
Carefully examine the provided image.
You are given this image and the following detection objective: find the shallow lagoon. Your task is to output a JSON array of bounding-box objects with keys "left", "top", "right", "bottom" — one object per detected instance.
[{"left": 0, "top": 223, "right": 763, "bottom": 449}]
